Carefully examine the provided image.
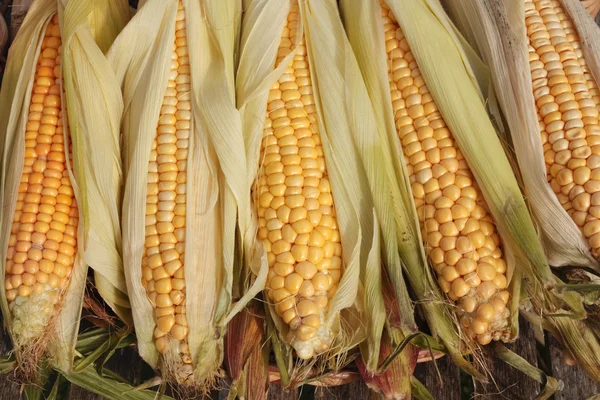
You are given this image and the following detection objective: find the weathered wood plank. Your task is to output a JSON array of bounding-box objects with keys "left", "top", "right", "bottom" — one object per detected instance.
[
  {"left": 549, "top": 336, "right": 600, "bottom": 400},
  {"left": 314, "top": 381, "right": 372, "bottom": 400},
  {"left": 473, "top": 316, "right": 539, "bottom": 399},
  {"left": 0, "top": 312, "right": 27, "bottom": 398},
  {"left": 268, "top": 383, "right": 299, "bottom": 400},
  {"left": 414, "top": 352, "right": 460, "bottom": 400}
]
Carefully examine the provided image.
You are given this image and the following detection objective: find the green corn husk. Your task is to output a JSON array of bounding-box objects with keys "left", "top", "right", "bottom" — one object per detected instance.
[
  {"left": 443, "top": 0, "right": 600, "bottom": 381},
  {"left": 0, "top": 0, "right": 128, "bottom": 375},
  {"left": 109, "top": 0, "right": 262, "bottom": 387}
]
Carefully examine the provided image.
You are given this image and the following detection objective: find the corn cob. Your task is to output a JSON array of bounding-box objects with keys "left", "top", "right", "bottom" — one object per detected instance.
[
  {"left": 4, "top": 14, "right": 79, "bottom": 345},
  {"left": 525, "top": 0, "right": 600, "bottom": 256},
  {"left": 379, "top": 0, "right": 510, "bottom": 345},
  {"left": 255, "top": 2, "right": 342, "bottom": 359},
  {"left": 141, "top": 0, "right": 191, "bottom": 371}
]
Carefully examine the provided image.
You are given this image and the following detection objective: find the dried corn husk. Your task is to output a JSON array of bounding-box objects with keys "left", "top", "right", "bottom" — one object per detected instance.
[
  {"left": 581, "top": 0, "right": 600, "bottom": 18},
  {"left": 357, "top": 333, "right": 417, "bottom": 400},
  {"left": 443, "top": 0, "right": 600, "bottom": 381},
  {"left": 357, "top": 281, "right": 419, "bottom": 399},
  {"left": 110, "top": 0, "right": 260, "bottom": 387},
  {"left": 237, "top": 0, "right": 392, "bottom": 371},
  {"left": 0, "top": 0, "right": 128, "bottom": 373},
  {"left": 226, "top": 302, "right": 269, "bottom": 400}
]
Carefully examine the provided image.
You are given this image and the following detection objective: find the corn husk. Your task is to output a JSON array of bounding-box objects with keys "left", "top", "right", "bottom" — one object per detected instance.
[
  {"left": 341, "top": 0, "right": 564, "bottom": 378},
  {"left": 445, "top": 0, "right": 599, "bottom": 270},
  {"left": 357, "top": 333, "right": 417, "bottom": 400},
  {"left": 581, "top": 0, "right": 600, "bottom": 18},
  {"left": 357, "top": 281, "right": 419, "bottom": 399},
  {"left": 0, "top": 0, "right": 128, "bottom": 374},
  {"left": 225, "top": 302, "right": 269, "bottom": 400},
  {"left": 236, "top": 0, "right": 391, "bottom": 371},
  {"left": 110, "top": 0, "right": 260, "bottom": 386},
  {"left": 443, "top": 0, "right": 600, "bottom": 381}
]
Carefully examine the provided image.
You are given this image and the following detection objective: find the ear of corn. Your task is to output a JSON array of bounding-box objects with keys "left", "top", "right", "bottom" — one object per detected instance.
[
  {"left": 110, "top": 0, "right": 259, "bottom": 386},
  {"left": 0, "top": 0, "right": 128, "bottom": 372},
  {"left": 443, "top": 0, "right": 600, "bottom": 381},
  {"left": 342, "top": 0, "right": 555, "bottom": 374},
  {"left": 446, "top": 0, "right": 600, "bottom": 270},
  {"left": 340, "top": 0, "right": 479, "bottom": 376},
  {"left": 237, "top": 0, "right": 388, "bottom": 367}
]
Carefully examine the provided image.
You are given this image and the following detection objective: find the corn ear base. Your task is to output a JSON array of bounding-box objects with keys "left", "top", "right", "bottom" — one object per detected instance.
[{"left": 226, "top": 302, "right": 269, "bottom": 400}]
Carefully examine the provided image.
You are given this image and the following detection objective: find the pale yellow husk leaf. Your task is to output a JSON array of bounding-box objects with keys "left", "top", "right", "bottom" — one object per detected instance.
[
  {"left": 237, "top": 0, "right": 386, "bottom": 366},
  {"left": 0, "top": 0, "right": 128, "bottom": 371},
  {"left": 110, "top": 0, "right": 260, "bottom": 384}
]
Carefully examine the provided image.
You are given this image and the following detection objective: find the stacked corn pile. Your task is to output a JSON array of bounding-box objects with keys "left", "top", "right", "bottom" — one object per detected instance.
[{"left": 2, "top": 0, "right": 600, "bottom": 398}]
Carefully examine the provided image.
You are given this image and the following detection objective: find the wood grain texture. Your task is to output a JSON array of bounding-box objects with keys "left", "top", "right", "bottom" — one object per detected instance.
[
  {"left": 268, "top": 383, "right": 299, "bottom": 400},
  {"left": 0, "top": 326, "right": 20, "bottom": 399},
  {"left": 414, "top": 352, "right": 461, "bottom": 400},
  {"left": 313, "top": 381, "right": 372, "bottom": 400},
  {"left": 473, "top": 316, "right": 540, "bottom": 399},
  {"left": 549, "top": 336, "right": 600, "bottom": 400}
]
